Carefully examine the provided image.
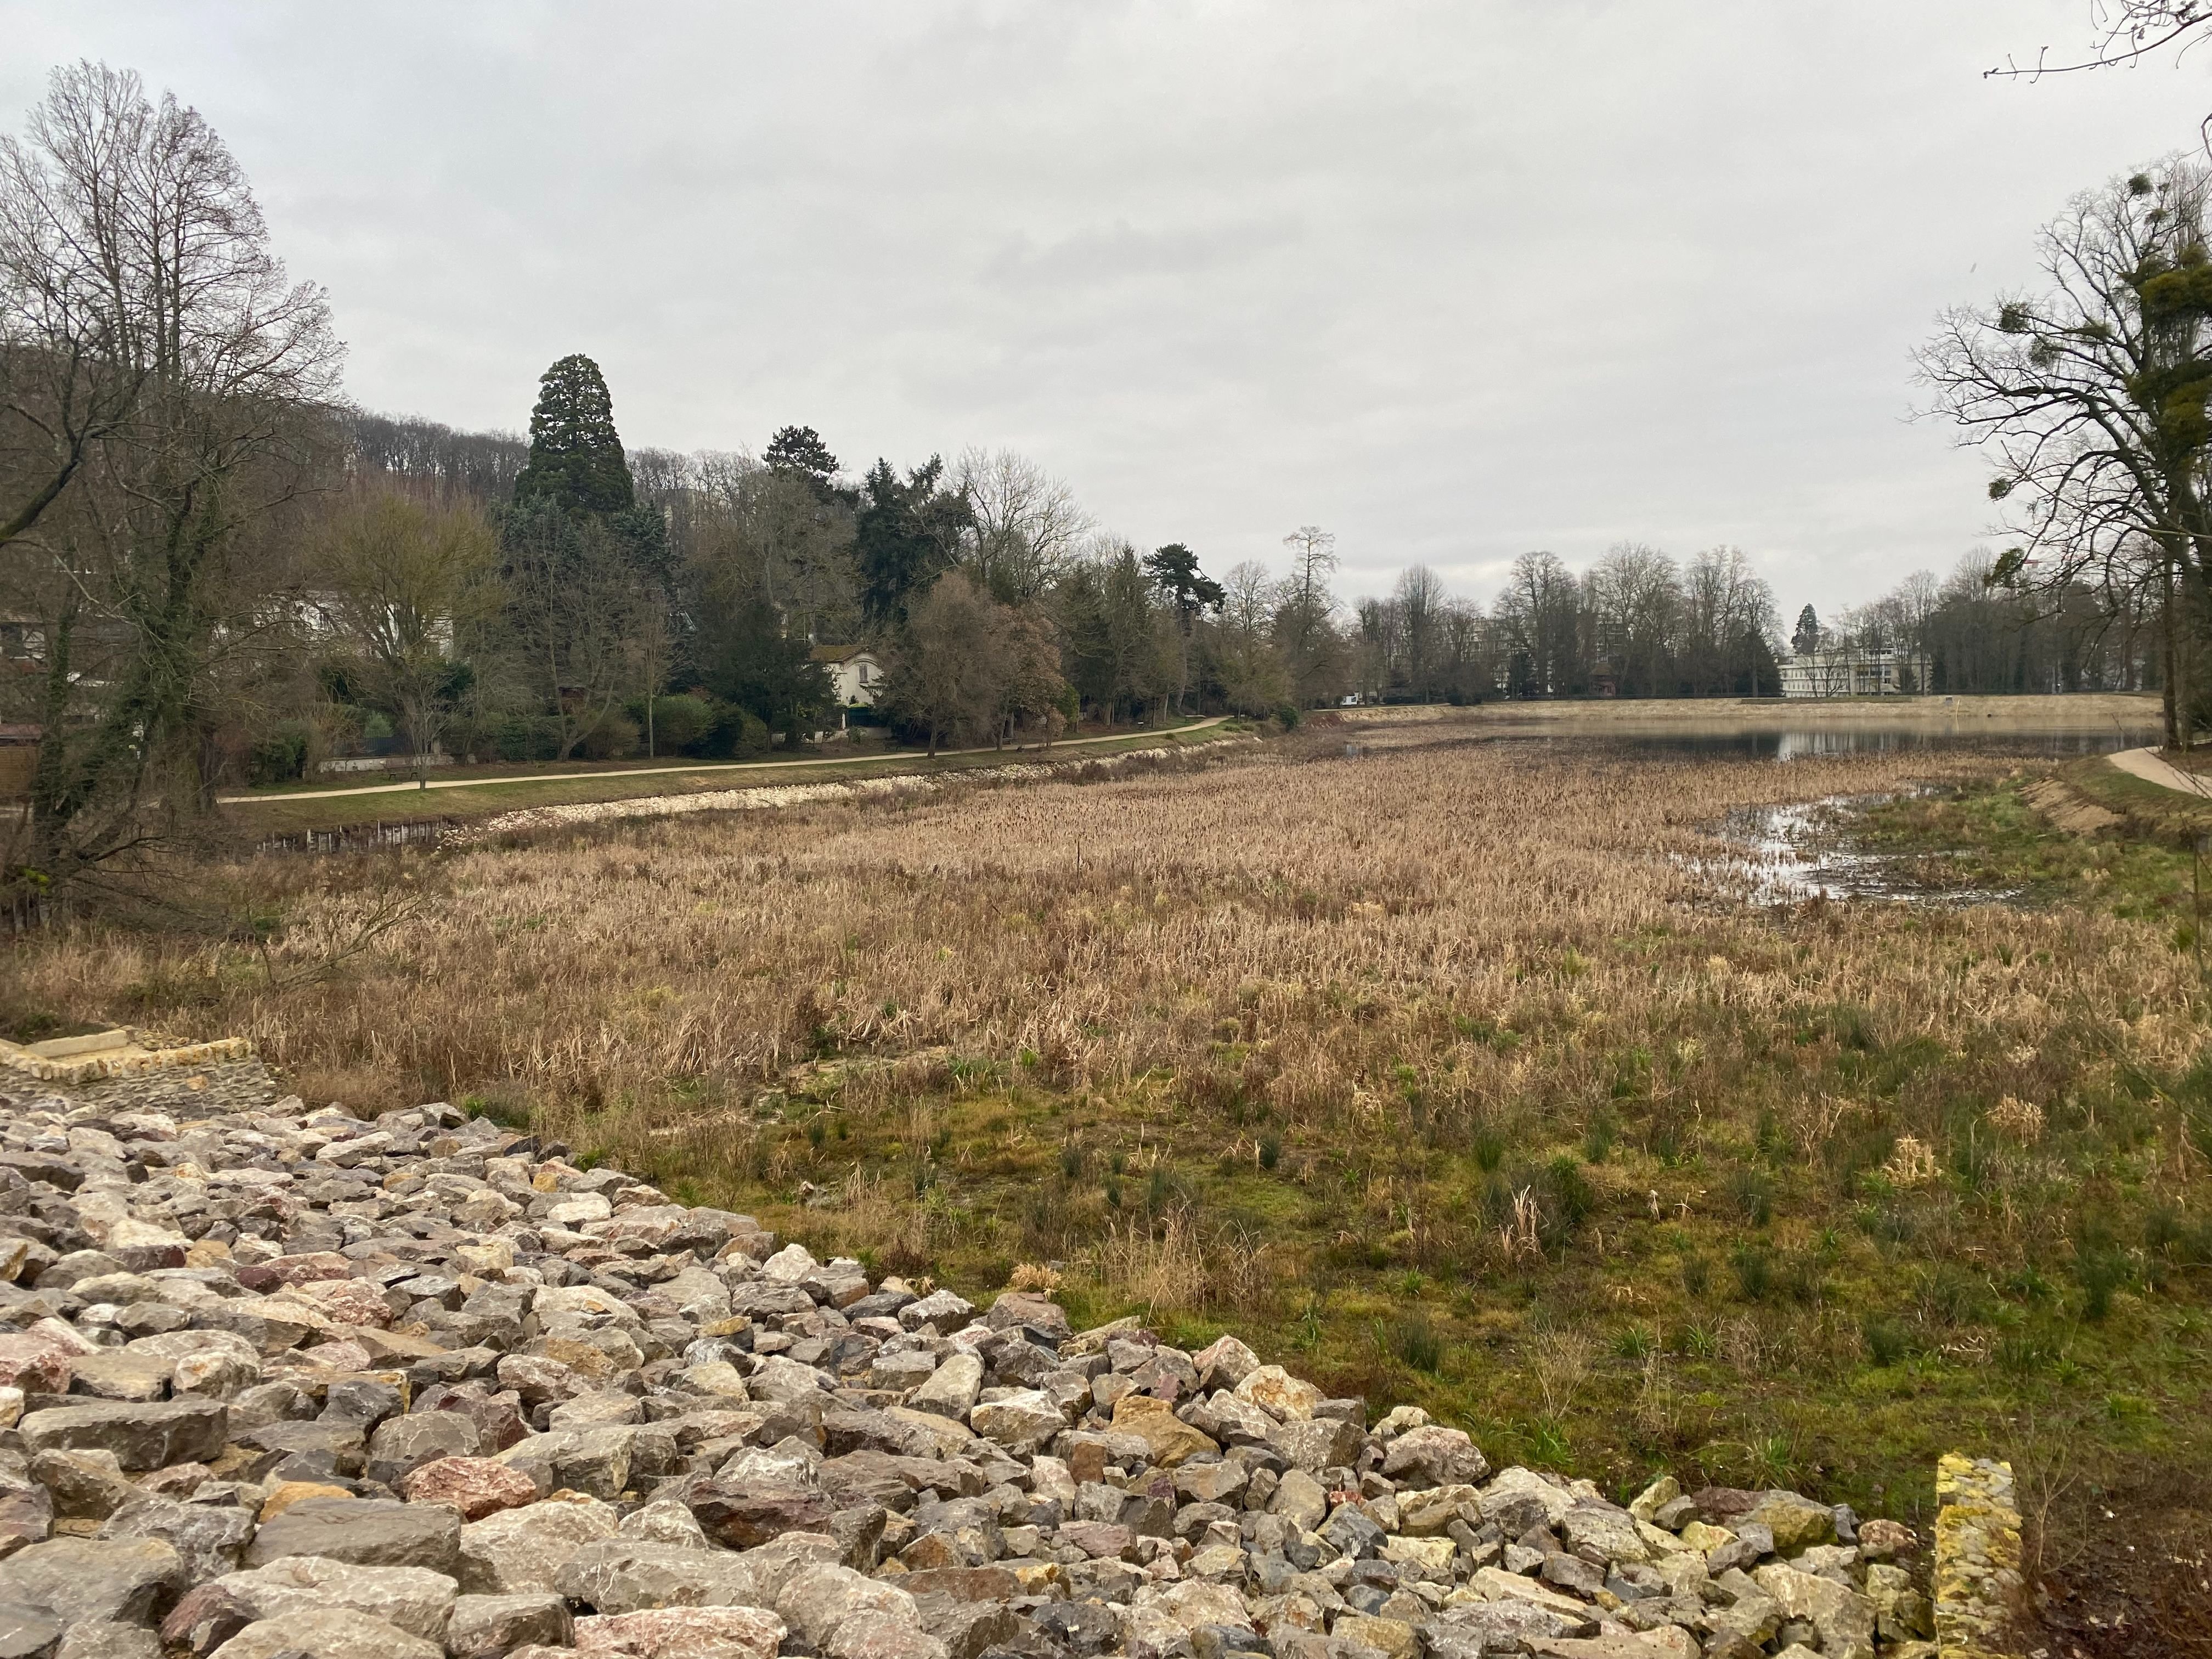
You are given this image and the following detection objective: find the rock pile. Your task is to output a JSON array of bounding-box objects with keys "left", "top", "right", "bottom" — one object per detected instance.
[{"left": 0, "top": 1089, "right": 1938, "bottom": 1659}]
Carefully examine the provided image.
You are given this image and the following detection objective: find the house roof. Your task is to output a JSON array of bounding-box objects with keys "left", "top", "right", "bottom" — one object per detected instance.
[{"left": 809, "top": 644, "right": 877, "bottom": 664}]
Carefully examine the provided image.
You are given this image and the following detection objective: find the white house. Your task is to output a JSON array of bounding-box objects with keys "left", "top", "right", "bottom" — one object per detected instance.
[
  {"left": 811, "top": 644, "right": 884, "bottom": 709},
  {"left": 1777, "top": 646, "right": 1929, "bottom": 698}
]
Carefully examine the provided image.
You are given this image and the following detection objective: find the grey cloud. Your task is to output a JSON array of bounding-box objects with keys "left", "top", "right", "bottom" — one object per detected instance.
[{"left": 1, "top": 0, "right": 2204, "bottom": 612}]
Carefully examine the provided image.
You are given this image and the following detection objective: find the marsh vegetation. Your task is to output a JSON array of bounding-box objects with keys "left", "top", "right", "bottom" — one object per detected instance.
[{"left": 7, "top": 712, "right": 2211, "bottom": 1536}]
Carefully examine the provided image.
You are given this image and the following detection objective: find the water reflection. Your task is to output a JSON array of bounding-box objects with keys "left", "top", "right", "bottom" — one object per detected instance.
[
  {"left": 1690, "top": 792, "right": 2007, "bottom": 906},
  {"left": 1504, "top": 725, "right": 2156, "bottom": 761}
]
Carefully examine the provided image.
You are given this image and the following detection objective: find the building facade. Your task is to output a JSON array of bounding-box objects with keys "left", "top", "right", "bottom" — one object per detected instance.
[
  {"left": 810, "top": 645, "right": 884, "bottom": 709},
  {"left": 1776, "top": 647, "right": 1930, "bottom": 698}
]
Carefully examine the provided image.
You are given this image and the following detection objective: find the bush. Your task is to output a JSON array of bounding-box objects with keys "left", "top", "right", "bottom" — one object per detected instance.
[
  {"left": 1276, "top": 703, "right": 1302, "bottom": 730},
  {"left": 635, "top": 695, "right": 714, "bottom": 754},
  {"left": 702, "top": 704, "right": 772, "bottom": 759},
  {"left": 245, "top": 721, "right": 314, "bottom": 786},
  {"left": 1731, "top": 1168, "right": 1775, "bottom": 1227},
  {"left": 581, "top": 713, "right": 640, "bottom": 760},
  {"left": 490, "top": 715, "right": 563, "bottom": 762},
  {"left": 1471, "top": 1125, "right": 1507, "bottom": 1172}
]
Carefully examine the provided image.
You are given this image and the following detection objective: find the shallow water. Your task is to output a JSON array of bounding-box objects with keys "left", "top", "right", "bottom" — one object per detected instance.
[
  {"left": 1686, "top": 789, "right": 2008, "bottom": 907},
  {"left": 1511, "top": 724, "right": 2156, "bottom": 761}
]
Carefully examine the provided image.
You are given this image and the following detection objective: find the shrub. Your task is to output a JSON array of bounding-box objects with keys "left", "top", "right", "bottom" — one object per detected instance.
[
  {"left": 636, "top": 694, "right": 714, "bottom": 754},
  {"left": 1259, "top": 1134, "right": 1282, "bottom": 1171},
  {"left": 1276, "top": 703, "right": 1302, "bottom": 730},
  {"left": 701, "top": 704, "right": 772, "bottom": 758},
  {"left": 245, "top": 721, "right": 314, "bottom": 786},
  {"left": 581, "top": 713, "right": 640, "bottom": 761},
  {"left": 2078, "top": 1250, "right": 2128, "bottom": 1322},
  {"left": 1545, "top": 1155, "right": 1596, "bottom": 1231},
  {"left": 1731, "top": 1167, "right": 1775, "bottom": 1227}
]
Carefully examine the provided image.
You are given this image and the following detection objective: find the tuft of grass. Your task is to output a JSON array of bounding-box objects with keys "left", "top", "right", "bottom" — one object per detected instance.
[
  {"left": 1730, "top": 1245, "right": 1773, "bottom": 1302},
  {"left": 1861, "top": 1315, "right": 1909, "bottom": 1368},
  {"left": 1392, "top": 1312, "right": 1444, "bottom": 1374}
]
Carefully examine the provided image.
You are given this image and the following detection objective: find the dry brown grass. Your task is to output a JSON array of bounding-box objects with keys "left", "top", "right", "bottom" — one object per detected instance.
[{"left": 13, "top": 729, "right": 2092, "bottom": 1148}]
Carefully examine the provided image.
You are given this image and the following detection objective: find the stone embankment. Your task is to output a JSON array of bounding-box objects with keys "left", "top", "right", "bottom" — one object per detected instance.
[{"left": 0, "top": 1076, "right": 1948, "bottom": 1659}]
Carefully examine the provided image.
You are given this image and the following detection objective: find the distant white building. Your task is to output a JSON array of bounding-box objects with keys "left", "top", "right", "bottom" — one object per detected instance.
[
  {"left": 811, "top": 645, "right": 884, "bottom": 709},
  {"left": 1778, "top": 647, "right": 1929, "bottom": 698}
]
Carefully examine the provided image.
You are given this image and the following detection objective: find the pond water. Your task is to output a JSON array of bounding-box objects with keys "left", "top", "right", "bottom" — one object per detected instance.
[
  {"left": 1503, "top": 724, "right": 2157, "bottom": 761},
  {"left": 1688, "top": 791, "right": 2007, "bottom": 906}
]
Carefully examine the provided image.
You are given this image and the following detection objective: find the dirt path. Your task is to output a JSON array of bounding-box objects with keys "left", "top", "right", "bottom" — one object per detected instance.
[
  {"left": 2109, "top": 746, "right": 2212, "bottom": 799},
  {"left": 217, "top": 716, "right": 1230, "bottom": 805}
]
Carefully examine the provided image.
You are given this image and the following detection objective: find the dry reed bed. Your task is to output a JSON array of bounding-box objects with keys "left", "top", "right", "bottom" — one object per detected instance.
[{"left": 9, "top": 736, "right": 2196, "bottom": 1187}]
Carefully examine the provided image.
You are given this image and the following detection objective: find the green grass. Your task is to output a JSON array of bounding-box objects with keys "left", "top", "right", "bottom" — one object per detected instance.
[{"left": 221, "top": 719, "right": 1236, "bottom": 838}]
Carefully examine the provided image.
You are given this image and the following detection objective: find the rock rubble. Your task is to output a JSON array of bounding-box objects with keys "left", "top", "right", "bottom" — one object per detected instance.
[{"left": 0, "top": 1086, "right": 1938, "bottom": 1658}]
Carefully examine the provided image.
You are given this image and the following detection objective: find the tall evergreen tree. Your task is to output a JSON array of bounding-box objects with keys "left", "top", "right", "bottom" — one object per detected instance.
[
  {"left": 765, "top": 426, "right": 841, "bottom": 497},
  {"left": 512, "top": 353, "right": 635, "bottom": 515},
  {"left": 855, "top": 457, "right": 968, "bottom": 627},
  {"left": 1791, "top": 604, "right": 1821, "bottom": 655},
  {"left": 1143, "top": 543, "right": 1224, "bottom": 714}
]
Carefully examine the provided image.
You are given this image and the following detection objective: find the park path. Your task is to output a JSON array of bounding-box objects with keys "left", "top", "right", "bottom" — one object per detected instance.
[
  {"left": 2109, "top": 746, "right": 2212, "bottom": 799},
  {"left": 217, "top": 716, "right": 1230, "bottom": 805}
]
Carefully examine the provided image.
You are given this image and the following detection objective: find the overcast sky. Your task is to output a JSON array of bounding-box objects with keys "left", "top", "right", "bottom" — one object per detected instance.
[{"left": 3, "top": 3, "right": 2205, "bottom": 614}]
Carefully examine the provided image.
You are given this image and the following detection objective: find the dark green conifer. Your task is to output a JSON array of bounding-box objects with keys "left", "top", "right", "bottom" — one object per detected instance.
[{"left": 512, "top": 353, "right": 634, "bottom": 515}]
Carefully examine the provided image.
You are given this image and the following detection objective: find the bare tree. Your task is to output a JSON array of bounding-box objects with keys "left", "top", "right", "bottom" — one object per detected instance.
[
  {"left": 312, "top": 488, "right": 501, "bottom": 785},
  {"left": 1680, "top": 546, "right": 1778, "bottom": 695},
  {"left": 2, "top": 62, "right": 341, "bottom": 906},
  {"left": 678, "top": 449, "right": 858, "bottom": 646},
  {"left": 1276, "top": 526, "right": 1344, "bottom": 706},
  {"left": 1919, "top": 159, "right": 2212, "bottom": 745},
  {"left": 1493, "top": 550, "right": 1581, "bottom": 696},
  {"left": 1211, "top": 560, "right": 1291, "bottom": 715},
  {"left": 1393, "top": 564, "right": 1446, "bottom": 701},
  {"left": 1990, "top": 3, "right": 2212, "bottom": 83},
  {"left": 885, "top": 569, "right": 1004, "bottom": 755},
  {"left": 955, "top": 448, "right": 1091, "bottom": 603},
  {"left": 1585, "top": 544, "right": 1681, "bottom": 696}
]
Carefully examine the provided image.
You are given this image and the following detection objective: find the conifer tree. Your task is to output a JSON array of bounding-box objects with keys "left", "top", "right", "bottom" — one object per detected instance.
[{"left": 513, "top": 353, "right": 634, "bottom": 515}]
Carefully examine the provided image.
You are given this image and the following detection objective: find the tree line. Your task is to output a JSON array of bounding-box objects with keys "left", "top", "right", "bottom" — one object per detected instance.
[{"left": 3, "top": 59, "right": 2160, "bottom": 916}]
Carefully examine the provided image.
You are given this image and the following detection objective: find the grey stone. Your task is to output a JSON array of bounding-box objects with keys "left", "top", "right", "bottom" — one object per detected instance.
[
  {"left": 0, "top": 1604, "right": 59, "bottom": 1659},
  {"left": 364, "top": 1410, "right": 479, "bottom": 1487},
  {"left": 17, "top": 1400, "right": 226, "bottom": 1471},
  {"left": 97, "top": 1494, "right": 254, "bottom": 1584},
  {"left": 910, "top": 1355, "right": 985, "bottom": 1420},
  {"left": 242, "top": 1498, "right": 460, "bottom": 1576},
  {"left": 207, "top": 1556, "right": 459, "bottom": 1643},
  {"left": 0, "top": 1538, "right": 183, "bottom": 1626},
  {"left": 199, "top": 1609, "right": 442, "bottom": 1659},
  {"left": 455, "top": 1496, "right": 621, "bottom": 1595},
  {"left": 552, "top": 1539, "right": 775, "bottom": 1613},
  {"left": 775, "top": 1560, "right": 919, "bottom": 1646},
  {"left": 444, "top": 1591, "right": 571, "bottom": 1658},
  {"left": 52, "top": 1626, "right": 160, "bottom": 1659}
]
